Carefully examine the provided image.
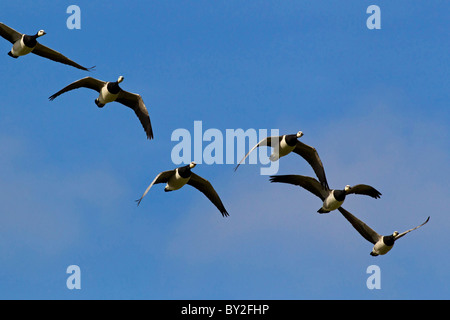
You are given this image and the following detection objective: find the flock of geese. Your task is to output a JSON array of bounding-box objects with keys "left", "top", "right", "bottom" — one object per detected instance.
[{"left": 1, "top": 22, "right": 430, "bottom": 257}]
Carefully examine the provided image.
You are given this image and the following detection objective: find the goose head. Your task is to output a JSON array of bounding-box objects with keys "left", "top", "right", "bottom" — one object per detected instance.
[
  {"left": 189, "top": 161, "right": 197, "bottom": 169},
  {"left": 117, "top": 76, "right": 124, "bottom": 83},
  {"left": 296, "top": 131, "right": 304, "bottom": 138},
  {"left": 37, "top": 30, "right": 46, "bottom": 37},
  {"left": 344, "top": 185, "right": 351, "bottom": 192}
]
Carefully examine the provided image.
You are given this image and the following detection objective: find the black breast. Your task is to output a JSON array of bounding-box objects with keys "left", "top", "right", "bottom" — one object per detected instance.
[
  {"left": 107, "top": 82, "right": 122, "bottom": 95},
  {"left": 382, "top": 235, "right": 395, "bottom": 247},
  {"left": 333, "top": 190, "right": 346, "bottom": 202},
  {"left": 284, "top": 134, "right": 298, "bottom": 147},
  {"left": 177, "top": 165, "right": 192, "bottom": 179},
  {"left": 23, "top": 35, "right": 38, "bottom": 48}
]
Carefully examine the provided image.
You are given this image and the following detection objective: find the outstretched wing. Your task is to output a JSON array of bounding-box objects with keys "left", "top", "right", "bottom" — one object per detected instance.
[
  {"left": 293, "top": 140, "right": 329, "bottom": 190},
  {"left": 135, "top": 170, "right": 175, "bottom": 206},
  {"left": 347, "top": 184, "right": 382, "bottom": 199},
  {"left": 0, "top": 22, "right": 22, "bottom": 44},
  {"left": 116, "top": 91, "right": 154, "bottom": 140},
  {"left": 32, "top": 43, "right": 94, "bottom": 71},
  {"left": 187, "top": 173, "right": 229, "bottom": 217},
  {"left": 0, "top": 23, "right": 22, "bottom": 44},
  {"left": 395, "top": 216, "right": 430, "bottom": 240},
  {"left": 269, "top": 174, "right": 328, "bottom": 201},
  {"left": 49, "top": 77, "right": 105, "bottom": 101},
  {"left": 338, "top": 207, "right": 381, "bottom": 244},
  {"left": 234, "top": 136, "right": 282, "bottom": 171}
]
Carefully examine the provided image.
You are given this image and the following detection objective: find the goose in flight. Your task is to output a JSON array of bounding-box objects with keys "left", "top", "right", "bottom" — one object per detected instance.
[
  {"left": 235, "top": 131, "right": 329, "bottom": 189},
  {"left": 136, "top": 162, "right": 229, "bottom": 217},
  {"left": 49, "top": 76, "right": 153, "bottom": 140},
  {"left": 269, "top": 174, "right": 381, "bottom": 213},
  {"left": 338, "top": 207, "right": 430, "bottom": 256},
  {"left": 0, "top": 22, "right": 93, "bottom": 71}
]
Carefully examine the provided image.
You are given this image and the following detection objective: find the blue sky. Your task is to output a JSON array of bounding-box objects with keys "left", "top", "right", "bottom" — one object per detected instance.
[{"left": 0, "top": 1, "right": 449, "bottom": 299}]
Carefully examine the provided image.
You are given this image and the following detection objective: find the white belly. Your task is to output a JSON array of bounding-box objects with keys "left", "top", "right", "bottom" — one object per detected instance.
[
  {"left": 372, "top": 241, "right": 393, "bottom": 256},
  {"left": 11, "top": 37, "right": 34, "bottom": 57},
  {"left": 98, "top": 86, "right": 119, "bottom": 104},
  {"left": 270, "top": 137, "right": 295, "bottom": 161},
  {"left": 165, "top": 170, "right": 189, "bottom": 191},
  {"left": 322, "top": 191, "right": 344, "bottom": 211}
]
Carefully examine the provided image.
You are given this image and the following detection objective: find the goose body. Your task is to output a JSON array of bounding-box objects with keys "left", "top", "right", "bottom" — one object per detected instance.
[
  {"left": 270, "top": 134, "right": 298, "bottom": 161},
  {"left": 97, "top": 82, "right": 121, "bottom": 106},
  {"left": 338, "top": 207, "right": 430, "bottom": 256},
  {"left": 372, "top": 236, "right": 396, "bottom": 256},
  {"left": 269, "top": 175, "right": 381, "bottom": 214},
  {"left": 49, "top": 76, "right": 154, "bottom": 140},
  {"left": 0, "top": 23, "right": 92, "bottom": 70},
  {"left": 165, "top": 165, "right": 193, "bottom": 191},
  {"left": 235, "top": 131, "right": 330, "bottom": 189},
  {"left": 10, "top": 32, "right": 42, "bottom": 57},
  {"left": 322, "top": 189, "right": 347, "bottom": 212},
  {"left": 136, "top": 162, "right": 229, "bottom": 217}
]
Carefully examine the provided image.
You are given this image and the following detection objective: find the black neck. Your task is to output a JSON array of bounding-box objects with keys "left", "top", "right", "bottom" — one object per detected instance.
[
  {"left": 382, "top": 235, "right": 395, "bottom": 246},
  {"left": 107, "top": 81, "right": 122, "bottom": 94},
  {"left": 284, "top": 134, "right": 298, "bottom": 147},
  {"left": 23, "top": 34, "right": 39, "bottom": 48},
  {"left": 333, "top": 190, "right": 346, "bottom": 202},
  {"left": 177, "top": 165, "right": 192, "bottom": 178}
]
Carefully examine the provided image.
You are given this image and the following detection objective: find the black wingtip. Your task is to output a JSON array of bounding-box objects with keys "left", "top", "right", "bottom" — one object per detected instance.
[
  {"left": 86, "top": 65, "right": 96, "bottom": 72},
  {"left": 269, "top": 175, "right": 278, "bottom": 183},
  {"left": 145, "top": 126, "right": 154, "bottom": 140},
  {"left": 135, "top": 199, "right": 142, "bottom": 207},
  {"left": 48, "top": 95, "right": 56, "bottom": 101},
  {"left": 221, "top": 210, "right": 230, "bottom": 217}
]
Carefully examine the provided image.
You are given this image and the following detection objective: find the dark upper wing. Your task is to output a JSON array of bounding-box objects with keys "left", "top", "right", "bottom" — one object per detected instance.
[
  {"left": 395, "top": 216, "right": 430, "bottom": 240},
  {"left": 0, "top": 23, "right": 22, "bottom": 44},
  {"left": 234, "top": 136, "right": 283, "bottom": 171},
  {"left": 116, "top": 91, "right": 154, "bottom": 140},
  {"left": 338, "top": 207, "right": 381, "bottom": 244},
  {"left": 135, "top": 170, "right": 175, "bottom": 206},
  {"left": 49, "top": 77, "right": 105, "bottom": 101},
  {"left": 347, "top": 184, "right": 382, "bottom": 199},
  {"left": 293, "top": 140, "right": 329, "bottom": 190},
  {"left": 187, "top": 173, "right": 229, "bottom": 217},
  {"left": 269, "top": 174, "right": 328, "bottom": 201},
  {"left": 32, "top": 43, "right": 94, "bottom": 71}
]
